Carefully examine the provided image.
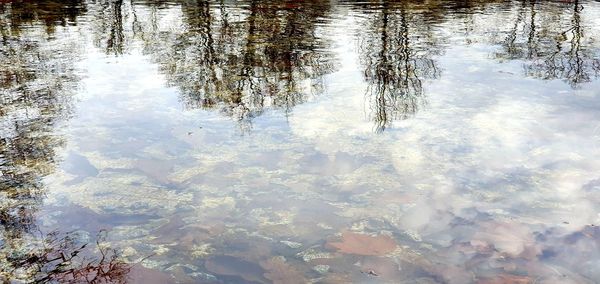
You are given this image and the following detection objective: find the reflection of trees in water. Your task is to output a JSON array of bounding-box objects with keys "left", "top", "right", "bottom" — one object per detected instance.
[
  {"left": 90, "top": 0, "right": 127, "bottom": 55},
  {"left": 86, "top": 0, "right": 600, "bottom": 132},
  {"left": 352, "top": 0, "right": 599, "bottom": 131},
  {"left": 353, "top": 2, "right": 442, "bottom": 132},
  {"left": 495, "top": 0, "right": 600, "bottom": 87},
  {"left": 0, "top": 0, "right": 83, "bottom": 240},
  {"left": 139, "top": 0, "right": 336, "bottom": 127},
  {"left": 0, "top": 0, "right": 85, "bottom": 36},
  {"left": 0, "top": 2, "right": 129, "bottom": 282}
]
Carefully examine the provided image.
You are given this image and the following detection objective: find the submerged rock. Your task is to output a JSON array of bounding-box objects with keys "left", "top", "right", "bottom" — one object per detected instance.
[
  {"left": 297, "top": 248, "right": 332, "bottom": 262},
  {"left": 201, "top": 196, "right": 236, "bottom": 209},
  {"left": 280, "top": 240, "right": 303, "bottom": 249},
  {"left": 250, "top": 208, "right": 296, "bottom": 226},
  {"left": 313, "top": 264, "right": 330, "bottom": 274},
  {"left": 58, "top": 173, "right": 193, "bottom": 216},
  {"left": 190, "top": 243, "right": 214, "bottom": 259}
]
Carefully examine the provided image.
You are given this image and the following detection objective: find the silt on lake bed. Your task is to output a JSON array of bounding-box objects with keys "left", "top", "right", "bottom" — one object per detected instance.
[{"left": 1, "top": 0, "right": 600, "bottom": 283}]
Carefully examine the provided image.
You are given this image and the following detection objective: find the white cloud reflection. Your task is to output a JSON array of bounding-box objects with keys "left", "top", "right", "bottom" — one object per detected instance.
[
  {"left": 35, "top": 3, "right": 600, "bottom": 282},
  {"left": 289, "top": 30, "right": 600, "bottom": 279}
]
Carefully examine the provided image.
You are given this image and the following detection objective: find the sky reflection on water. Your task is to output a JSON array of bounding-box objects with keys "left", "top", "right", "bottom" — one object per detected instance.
[{"left": 1, "top": 0, "right": 600, "bottom": 283}]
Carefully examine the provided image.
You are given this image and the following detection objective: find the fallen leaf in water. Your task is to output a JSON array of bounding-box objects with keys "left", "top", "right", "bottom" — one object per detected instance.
[
  {"left": 260, "top": 257, "right": 305, "bottom": 284},
  {"left": 326, "top": 231, "right": 397, "bottom": 256}
]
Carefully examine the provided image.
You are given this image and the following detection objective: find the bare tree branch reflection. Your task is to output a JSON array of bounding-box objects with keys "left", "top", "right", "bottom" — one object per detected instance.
[
  {"left": 2, "top": 230, "right": 132, "bottom": 283},
  {"left": 351, "top": 0, "right": 599, "bottom": 132},
  {"left": 135, "top": 0, "right": 337, "bottom": 129},
  {"left": 495, "top": 0, "right": 600, "bottom": 87},
  {"left": 84, "top": 0, "right": 600, "bottom": 132},
  {"left": 90, "top": 0, "right": 126, "bottom": 55},
  {"left": 353, "top": 2, "right": 441, "bottom": 132}
]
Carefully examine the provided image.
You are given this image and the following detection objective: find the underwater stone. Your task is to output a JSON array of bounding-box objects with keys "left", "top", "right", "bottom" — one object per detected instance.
[
  {"left": 59, "top": 173, "right": 193, "bottom": 216},
  {"left": 110, "top": 226, "right": 150, "bottom": 239},
  {"left": 190, "top": 243, "right": 214, "bottom": 259},
  {"left": 317, "top": 223, "right": 333, "bottom": 230},
  {"left": 313, "top": 265, "right": 330, "bottom": 274},
  {"left": 250, "top": 208, "right": 296, "bottom": 226},
  {"left": 297, "top": 248, "right": 332, "bottom": 262},
  {"left": 281, "top": 240, "right": 303, "bottom": 249},
  {"left": 140, "top": 259, "right": 170, "bottom": 270},
  {"left": 189, "top": 272, "right": 218, "bottom": 282},
  {"left": 403, "top": 230, "right": 423, "bottom": 242},
  {"left": 122, "top": 246, "right": 138, "bottom": 258},
  {"left": 153, "top": 245, "right": 170, "bottom": 256},
  {"left": 166, "top": 263, "right": 199, "bottom": 272},
  {"left": 201, "top": 196, "right": 236, "bottom": 209}
]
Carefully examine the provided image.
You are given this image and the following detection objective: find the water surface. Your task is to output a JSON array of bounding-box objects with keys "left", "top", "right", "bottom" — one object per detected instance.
[{"left": 2, "top": 0, "right": 600, "bottom": 283}]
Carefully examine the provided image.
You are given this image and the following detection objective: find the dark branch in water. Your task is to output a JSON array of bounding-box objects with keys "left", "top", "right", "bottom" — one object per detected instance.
[{"left": 2, "top": 230, "right": 132, "bottom": 283}]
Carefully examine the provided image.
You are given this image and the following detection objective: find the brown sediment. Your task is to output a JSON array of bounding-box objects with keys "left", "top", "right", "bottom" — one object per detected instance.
[
  {"left": 205, "top": 255, "right": 266, "bottom": 283},
  {"left": 128, "top": 266, "right": 177, "bottom": 284},
  {"left": 476, "top": 274, "right": 533, "bottom": 284},
  {"left": 326, "top": 230, "right": 398, "bottom": 256},
  {"left": 260, "top": 257, "right": 306, "bottom": 284}
]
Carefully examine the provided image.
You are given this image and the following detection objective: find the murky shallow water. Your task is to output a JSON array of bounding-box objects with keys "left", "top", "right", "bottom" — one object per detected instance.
[{"left": 2, "top": 0, "right": 600, "bottom": 283}]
